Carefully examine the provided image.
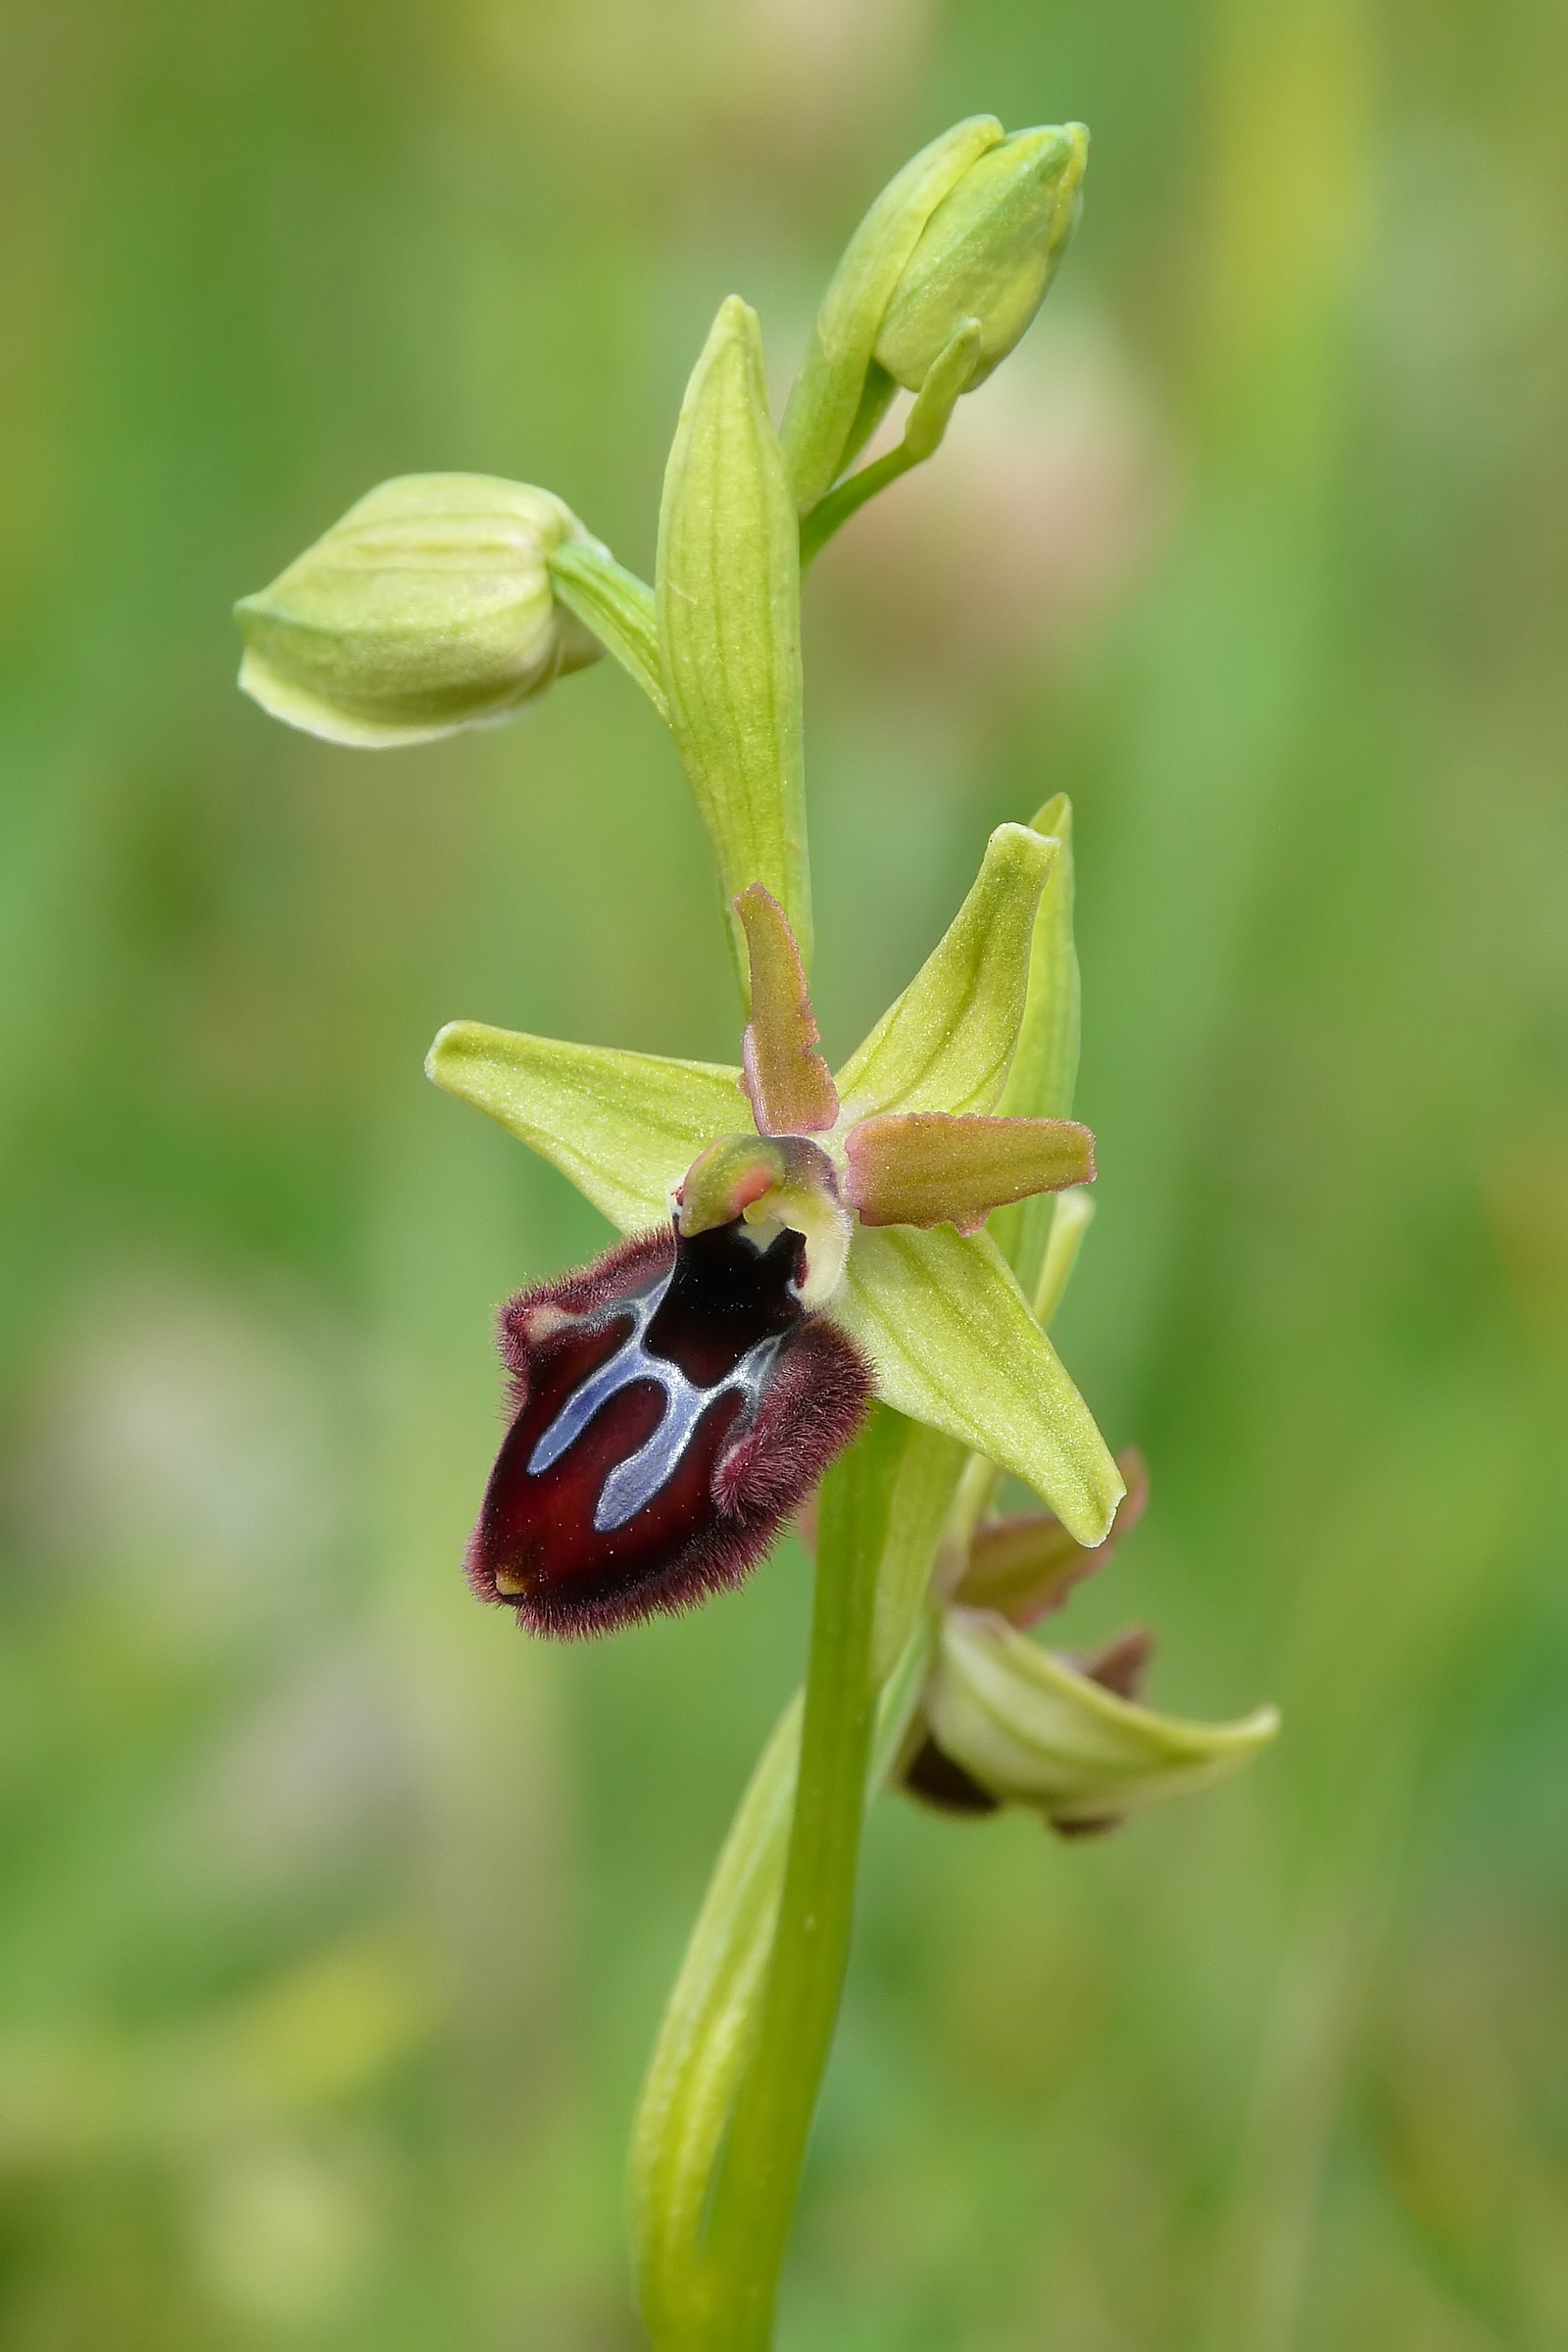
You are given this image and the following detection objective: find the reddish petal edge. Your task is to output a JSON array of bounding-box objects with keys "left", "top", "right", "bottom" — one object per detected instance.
[
  {"left": 844, "top": 1110, "right": 1097, "bottom": 1235},
  {"left": 735, "top": 883, "right": 839, "bottom": 1136}
]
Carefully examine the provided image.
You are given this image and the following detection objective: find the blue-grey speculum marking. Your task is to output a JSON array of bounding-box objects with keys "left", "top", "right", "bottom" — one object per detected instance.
[{"left": 527, "top": 1270, "right": 782, "bottom": 1533}]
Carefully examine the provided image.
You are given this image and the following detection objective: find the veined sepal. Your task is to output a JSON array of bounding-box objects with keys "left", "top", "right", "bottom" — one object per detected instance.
[{"left": 910, "top": 1605, "right": 1278, "bottom": 1832}]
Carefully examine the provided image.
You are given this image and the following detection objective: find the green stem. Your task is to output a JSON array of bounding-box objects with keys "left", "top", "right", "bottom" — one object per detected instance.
[
  {"left": 696, "top": 1418, "right": 893, "bottom": 2349},
  {"left": 631, "top": 1626, "right": 934, "bottom": 2348},
  {"left": 799, "top": 318, "right": 980, "bottom": 571}
]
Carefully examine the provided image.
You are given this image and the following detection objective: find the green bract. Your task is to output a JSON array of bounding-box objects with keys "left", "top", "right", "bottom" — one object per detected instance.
[
  {"left": 235, "top": 474, "right": 605, "bottom": 746},
  {"left": 659, "top": 297, "right": 809, "bottom": 983}
]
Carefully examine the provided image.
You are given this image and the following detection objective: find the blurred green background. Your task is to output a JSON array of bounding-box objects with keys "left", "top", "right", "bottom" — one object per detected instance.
[{"left": 2, "top": 0, "right": 1566, "bottom": 2345}]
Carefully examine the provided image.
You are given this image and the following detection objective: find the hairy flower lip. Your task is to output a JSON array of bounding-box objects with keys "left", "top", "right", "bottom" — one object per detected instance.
[{"left": 468, "top": 1223, "right": 872, "bottom": 1638}]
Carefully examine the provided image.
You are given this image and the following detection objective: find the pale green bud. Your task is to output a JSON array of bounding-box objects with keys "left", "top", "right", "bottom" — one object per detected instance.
[
  {"left": 873, "top": 123, "right": 1088, "bottom": 396},
  {"left": 235, "top": 474, "right": 605, "bottom": 748}
]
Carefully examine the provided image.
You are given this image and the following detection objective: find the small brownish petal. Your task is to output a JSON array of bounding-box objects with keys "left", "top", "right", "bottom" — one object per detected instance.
[
  {"left": 954, "top": 1446, "right": 1149, "bottom": 1626},
  {"left": 734, "top": 883, "right": 839, "bottom": 1135},
  {"left": 843, "top": 1110, "right": 1095, "bottom": 1234},
  {"left": 1074, "top": 1624, "right": 1154, "bottom": 1701}
]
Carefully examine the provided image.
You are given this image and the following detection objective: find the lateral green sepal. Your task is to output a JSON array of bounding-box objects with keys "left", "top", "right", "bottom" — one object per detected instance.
[
  {"left": 425, "top": 1020, "right": 745, "bottom": 1234},
  {"left": 832, "top": 1223, "right": 1123, "bottom": 1545}
]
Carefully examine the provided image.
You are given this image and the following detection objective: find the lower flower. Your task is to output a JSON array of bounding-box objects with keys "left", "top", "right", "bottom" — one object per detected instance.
[{"left": 466, "top": 1219, "right": 872, "bottom": 1637}]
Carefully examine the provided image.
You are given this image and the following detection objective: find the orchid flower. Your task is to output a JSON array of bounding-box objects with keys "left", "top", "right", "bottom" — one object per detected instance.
[{"left": 426, "top": 819, "right": 1117, "bottom": 1635}]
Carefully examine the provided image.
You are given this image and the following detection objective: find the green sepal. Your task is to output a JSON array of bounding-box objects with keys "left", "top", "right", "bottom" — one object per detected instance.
[
  {"left": 425, "top": 1020, "right": 744, "bottom": 1233},
  {"left": 833, "top": 1223, "right": 1124, "bottom": 1545},
  {"left": 834, "top": 822, "right": 1060, "bottom": 1119},
  {"left": 991, "top": 794, "right": 1082, "bottom": 1289},
  {"left": 939, "top": 1185, "right": 1097, "bottom": 1570},
  {"left": 927, "top": 1607, "right": 1279, "bottom": 1828},
  {"left": 547, "top": 539, "right": 666, "bottom": 717},
  {"left": 658, "top": 296, "right": 810, "bottom": 985},
  {"left": 781, "top": 116, "right": 1004, "bottom": 514}
]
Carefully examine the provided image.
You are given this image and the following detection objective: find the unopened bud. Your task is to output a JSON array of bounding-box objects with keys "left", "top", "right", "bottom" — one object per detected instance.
[
  {"left": 873, "top": 123, "right": 1088, "bottom": 396},
  {"left": 236, "top": 474, "right": 604, "bottom": 747}
]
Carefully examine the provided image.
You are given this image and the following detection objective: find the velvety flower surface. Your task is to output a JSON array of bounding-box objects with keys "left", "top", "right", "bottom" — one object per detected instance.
[{"left": 467, "top": 1222, "right": 870, "bottom": 1637}]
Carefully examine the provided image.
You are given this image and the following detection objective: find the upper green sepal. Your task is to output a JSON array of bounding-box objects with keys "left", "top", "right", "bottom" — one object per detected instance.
[
  {"left": 835, "top": 822, "right": 1059, "bottom": 1119},
  {"left": 658, "top": 297, "right": 810, "bottom": 985},
  {"left": 235, "top": 474, "right": 605, "bottom": 747},
  {"left": 873, "top": 124, "right": 1088, "bottom": 395},
  {"left": 989, "top": 793, "right": 1082, "bottom": 1292}
]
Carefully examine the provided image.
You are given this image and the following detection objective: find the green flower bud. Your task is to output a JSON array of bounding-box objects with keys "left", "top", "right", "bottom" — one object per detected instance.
[
  {"left": 235, "top": 474, "right": 605, "bottom": 747},
  {"left": 873, "top": 123, "right": 1088, "bottom": 396}
]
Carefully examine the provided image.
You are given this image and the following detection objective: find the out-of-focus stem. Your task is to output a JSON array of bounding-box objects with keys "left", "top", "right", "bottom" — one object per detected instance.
[
  {"left": 632, "top": 1610, "right": 931, "bottom": 2349},
  {"left": 694, "top": 1418, "right": 894, "bottom": 2350}
]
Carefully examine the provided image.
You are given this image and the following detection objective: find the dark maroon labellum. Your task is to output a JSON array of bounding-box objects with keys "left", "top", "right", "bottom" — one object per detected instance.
[{"left": 467, "top": 1219, "right": 872, "bottom": 1638}]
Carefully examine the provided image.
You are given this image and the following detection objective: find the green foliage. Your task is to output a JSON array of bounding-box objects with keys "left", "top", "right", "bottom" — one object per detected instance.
[{"left": 2, "top": 1, "right": 1567, "bottom": 2346}]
